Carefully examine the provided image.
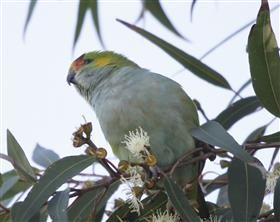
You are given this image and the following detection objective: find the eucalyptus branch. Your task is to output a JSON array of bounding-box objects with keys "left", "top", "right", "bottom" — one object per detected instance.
[
  {"left": 244, "top": 142, "right": 280, "bottom": 150},
  {"left": 69, "top": 176, "right": 116, "bottom": 198},
  {"left": 0, "top": 203, "right": 10, "bottom": 213},
  {"left": 71, "top": 123, "right": 120, "bottom": 178},
  {"left": 168, "top": 147, "right": 204, "bottom": 175}
]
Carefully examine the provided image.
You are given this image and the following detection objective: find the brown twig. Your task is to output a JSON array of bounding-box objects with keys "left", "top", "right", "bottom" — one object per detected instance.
[
  {"left": 168, "top": 147, "right": 204, "bottom": 175},
  {"left": 244, "top": 142, "right": 280, "bottom": 150},
  {"left": 0, "top": 203, "right": 10, "bottom": 212},
  {"left": 84, "top": 139, "right": 119, "bottom": 178}
]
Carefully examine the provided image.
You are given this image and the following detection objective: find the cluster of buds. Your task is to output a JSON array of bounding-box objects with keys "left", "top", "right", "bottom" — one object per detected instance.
[
  {"left": 72, "top": 122, "right": 107, "bottom": 159},
  {"left": 72, "top": 122, "right": 92, "bottom": 147},
  {"left": 85, "top": 146, "right": 107, "bottom": 159}
]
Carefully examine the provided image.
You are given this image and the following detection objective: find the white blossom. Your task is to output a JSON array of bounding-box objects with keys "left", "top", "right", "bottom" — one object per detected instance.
[
  {"left": 200, "top": 215, "right": 222, "bottom": 222},
  {"left": 266, "top": 162, "right": 280, "bottom": 193},
  {"left": 126, "top": 166, "right": 145, "bottom": 187},
  {"left": 122, "top": 127, "right": 150, "bottom": 161},
  {"left": 150, "top": 210, "right": 179, "bottom": 222},
  {"left": 120, "top": 176, "right": 143, "bottom": 215}
]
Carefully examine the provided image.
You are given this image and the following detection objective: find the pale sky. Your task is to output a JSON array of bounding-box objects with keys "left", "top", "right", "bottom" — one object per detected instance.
[{"left": 1, "top": 0, "right": 280, "bottom": 217}]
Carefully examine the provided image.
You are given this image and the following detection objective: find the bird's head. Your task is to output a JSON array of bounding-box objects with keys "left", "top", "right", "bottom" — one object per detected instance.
[{"left": 67, "top": 51, "right": 138, "bottom": 90}]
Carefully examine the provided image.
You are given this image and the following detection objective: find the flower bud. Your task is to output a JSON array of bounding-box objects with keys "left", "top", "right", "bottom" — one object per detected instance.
[
  {"left": 118, "top": 160, "right": 130, "bottom": 172},
  {"left": 81, "top": 122, "right": 92, "bottom": 139},
  {"left": 146, "top": 154, "right": 157, "bottom": 166},
  {"left": 96, "top": 147, "right": 107, "bottom": 159}
]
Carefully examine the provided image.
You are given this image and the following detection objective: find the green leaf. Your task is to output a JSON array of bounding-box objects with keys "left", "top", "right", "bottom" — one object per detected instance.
[
  {"left": 12, "top": 155, "right": 96, "bottom": 222},
  {"left": 68, "top": 187, "right": 105, "bottom": 222},
  {"left": 29, "top": 205, "right": 48, "bottom": 222},
  {"left": 212, "top": 208, "right": 233, "bottom": 222},
  {"left": 191, "top": 121, "right": 254, "bottom": 163},
  {"left": 215, "top": 96, "right": 261, "bottom": 130},
  {"left": 243, "top": 125, "right": 267, "bottom": 143},
  {"left": 68, "top": 180, "right": 119, "bottom": 221},
  {"left": 117, "top": 19, "right": 231, "bottom": 90},
  {"left": 228, "top": 158, "right": 266, "bottom": 222},
  {"left": 268, "top": 148, "right": 279, "bottom": 171},
  {"left": 204, "top": 173, "right": 227, "bottom": 196},
  {"left": 48, "top": 188, "right": 70, "bottom": 222},
  {"left": 0, "top": 173, "right": 18, "bottom": 201},
  {"left": 32, "top": 144, "right": 60, "bottom": 168},
  {"left": 89, "top": 0, "right": 105, "bottom": 48},
  {"left": 135, "top": 192, "right": 168, "bottom": 221},
  {"left": 7, "top": 129, "right": 36, "bottom": 182},
  {"left": 73, "top": 0, "right": 89, "bottom": 49},
  {"left": 259, "top": 131, "right": 280, "bottom": 143},
  {"left": 200, "top": 5, "right": 279, "bottom": 60},
  {"left": 163, "top": 176, "right": 200, "bottom": 222},
  {"left": 274, "top": 176, "right": 280, "bottom": 222},
  {"left": 0, "top": 170, "right": 32, "bottom": 203},
  {"left": 248, "top": 1, "right": 280, "bottom": 117},
  {"left": 216, "top": 186, "right": 230, "bottom": 208},
  {"left": 106, "top": 202, "right": 130, "bottom": 222},
  {"left": 0, "top": 173, "right": 3, "bottom": 186},
  {"left": 144, "top": 0, "right": 185, "bottom": 39},
  {"left": 228, "top": 79, "right": 252, "bottom": 105},
  {"left": 190, "top": 0, "right": 197, "bottom": 20},
  {"left": 23, "top": 0, "right": 38, "bottom": 35},
  {"left": 0, "top": 211, "right": 10, "bottom": 222}
]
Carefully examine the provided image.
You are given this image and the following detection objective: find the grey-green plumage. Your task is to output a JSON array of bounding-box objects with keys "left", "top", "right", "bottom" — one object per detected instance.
[{"left": 68, "top": 51, "right": 199, "bottom": 186}]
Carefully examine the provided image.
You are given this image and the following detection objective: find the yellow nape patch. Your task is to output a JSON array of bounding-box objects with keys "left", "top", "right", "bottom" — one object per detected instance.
[{"left": 94, "top": 56, "right": 111, "bottom": 67}]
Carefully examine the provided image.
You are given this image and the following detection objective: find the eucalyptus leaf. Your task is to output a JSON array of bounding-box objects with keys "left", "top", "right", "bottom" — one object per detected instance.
[
  {"left": 268, "top": 148, "right": 279, "bottom": 171},
  {"left": 0, "top": 173, "right": 3, "bottom": 186},
  {"left": 23, "top": 0, "right": 38, "bottom": 34},
  {"left": 228, "top": 158, "right": 266, "bottom": 222},
  {"left": 68, "top": 187, "right": 105, "bottom": 222},
  {"left": 0, "top": 170, "right": 32, "bottom": 203},
  {"left": 29, "top": 205, "right": 48, "bottom": 222},
  {"left": 200, "top": 5, "right": 279, "bottom": 60},
  {"left": 12, "top": 155, "right": 96, "bottom": 222},
  {"left": 68, "top": 180, "right": 119, "bottom": 221},
  {"left": 243, "top": 125, "right": 267, "bottom": 143},
  {"left": 106, "top": 202, "right": 130, "bottom": 222},
  {"left": 117, "top": 19, "right": 231, "bottom": 90},
  {"left": 259, "top": 131, "right": 280, "bottom": 143},
  {"left": 204, "top": 173, "right": 227, "bottom": 196},
  {"left": 191, "top": 121, "right": 254, "bottom": 163},
  {"left": 0, "top": 211, "right": 10, "bottom": 222},
  {"left": 144, "top": 0, "right": 185, "bottom": 39},
  {"left": 248, "top": 1, "right": 280, "bottom": 117},
  {"left": 48, "top": 188, "right": 70, "bottom": 222},
  {"left": 163, "top": 176, "right": 200, "bottom": 222},
  {"left": 135, "top": 192, "right": 168, "bottom": 221},
  {"left": 73, "top": 0, "right": 89, "bottom": 49},
  {"left": 215, "top": 96, "right": 261, "bottom": 130},
  {"left": 0, "top": 174, "right": 18, "bottom": 200},
  {"left": 32, "top": 144, "right": 60, "bottom": 168},
  {"left": 274, "top": 176, "right": 280, "bottom": 222},
  {"left": 89, "top": 0, "right": 104, "bottom": 48},
  {"left": 216, "top": 186, "right": 230, "bottom": 208},
  {"left": 7, "top": 129, "right": 36, "bottom": 182},
  {"left": 190, "top": 0, "right": 197, "bottom": 20},
  {"left": 228, "top": 79, "right": 252, "bottom": 105}
]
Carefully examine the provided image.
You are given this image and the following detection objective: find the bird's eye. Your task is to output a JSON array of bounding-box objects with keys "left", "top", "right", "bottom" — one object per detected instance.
[{"left": 83, "top": 59, "right": 92, "bottom": 65}]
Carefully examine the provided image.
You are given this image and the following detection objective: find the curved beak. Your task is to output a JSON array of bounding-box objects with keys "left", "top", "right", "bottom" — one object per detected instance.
[{"left": 67, "top": 69, "right": 76, "bottom": 85}]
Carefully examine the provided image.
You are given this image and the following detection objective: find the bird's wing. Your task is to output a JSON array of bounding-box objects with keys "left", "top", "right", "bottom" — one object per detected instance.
[{"left": 93, "top": 67, "right": 199, "bottom": 166}]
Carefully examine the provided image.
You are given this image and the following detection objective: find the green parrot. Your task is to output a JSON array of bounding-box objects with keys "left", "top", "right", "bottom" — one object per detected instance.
[{"left": 67, "top": 51, "right": 199, "bottom": 188}]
